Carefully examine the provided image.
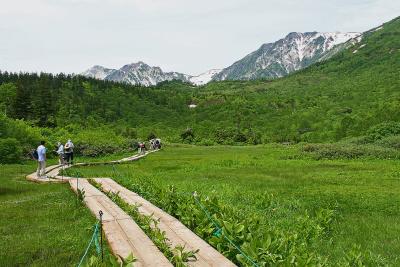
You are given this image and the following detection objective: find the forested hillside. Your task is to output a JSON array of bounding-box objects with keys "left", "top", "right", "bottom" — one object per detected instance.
[{"left": 0, "top": 16, "right": 399, "bottom": 161}]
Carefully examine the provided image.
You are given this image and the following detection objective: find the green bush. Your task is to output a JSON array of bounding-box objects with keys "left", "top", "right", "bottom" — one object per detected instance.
[
  {"left": 74, "top": 129, "right": 131, "bottom": 157},
  {"left": 196, "top": 138, "right": 215, "bottom": 146},
  {"left": 0, "top": 138, "right": 23, "bottom": 163},
  {"left": 147, "top": 132, "right": 157, "bottom": 140},
  {"left": 365, "top": 122, "right": 400, "bottom": 142},
  {"left": 0, "top": 114, "right": 41, "bottom": 155},
  {"left": 214, "top": 128, "right": 235, "bottom": 145},
  {"left": 181, "top": 128, "right": 194, "bottom": 143},
  {"left": 302, "top": 143, "right": 400, "bottom": 159},
  {"left": 377, "top": 135, "right": 400, "bottom": 150}
]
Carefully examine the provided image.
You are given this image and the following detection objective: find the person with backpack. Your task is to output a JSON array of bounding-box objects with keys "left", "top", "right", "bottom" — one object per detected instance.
[
  {"left": 155, "top": 139, "right": 161, "bottom": 149},
  {"left": 64, "top": 139, "right": 74, "bottom": 165},
  {"left": 56, "top": 142, "right": 65, "bottom": 165},
  {"left": 139, "top": 142, "right": 146, "bottom": 155},
  {"left": 36, "top": 141, "right": 47, "bottom": 178}
]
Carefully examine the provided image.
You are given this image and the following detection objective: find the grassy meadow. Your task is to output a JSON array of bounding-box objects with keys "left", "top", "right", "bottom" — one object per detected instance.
[
  {"left": 0, "top": 163, "right": 110, "bottom": 266},
  {"left": 68, "top": 144, "right": 400, "bottom": 266}
]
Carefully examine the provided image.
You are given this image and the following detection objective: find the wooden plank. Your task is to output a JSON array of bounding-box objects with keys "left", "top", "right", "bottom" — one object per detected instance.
[
  {"left": 69, "top": 178, "right": 172, "bottom": 267},
  {"left": 96, "top": 178, "right": 236, "bottom": 267}
]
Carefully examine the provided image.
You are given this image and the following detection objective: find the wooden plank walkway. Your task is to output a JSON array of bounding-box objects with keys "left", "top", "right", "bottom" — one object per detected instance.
[
  {"left": 70, "top": 178, "right": 172, "bottom": 267},
  {"left": 96, "top": 178, "right": 236, "bottom": 267},
  {"left": 26, "top": 150, "right": 236, "bottom": 267}
]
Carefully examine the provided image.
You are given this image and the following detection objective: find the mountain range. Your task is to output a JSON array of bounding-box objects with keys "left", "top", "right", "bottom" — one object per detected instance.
[{"left": 82, "top": 31, "right": 360, "bottom": 86}]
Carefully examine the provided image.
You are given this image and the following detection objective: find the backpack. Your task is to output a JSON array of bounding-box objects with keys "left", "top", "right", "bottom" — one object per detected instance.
[{"left": 31, "top": 150, "right": 39, "bottom": 160}]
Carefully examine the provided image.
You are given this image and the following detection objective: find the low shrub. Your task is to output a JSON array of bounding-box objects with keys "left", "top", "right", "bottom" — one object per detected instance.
[
  {"left": 114, "top": 179, "right": 335, "bottom": 266},
  {"left": 195, "top": 138, "right": 215, "bottom": 146},
  {"left": 73, "top": 129, "right": 131, "bottom": 157},
  {"left": 181, "top": 128, "right": 195, "bottom": 143},
  {"left": 365, "top": 122, "right": 400, "bottom": 142},
  {"left": 0, "top": 138, "right": 23, "bottom": 163},
  {"left": 302, "top": 143, "right": 400, "bottom": 159},
  {"left": 0, "top": 114, "right": 41, "bottom": 155},
  {"left": 376, "top": 135, "right": 400, "bottom": 150}
]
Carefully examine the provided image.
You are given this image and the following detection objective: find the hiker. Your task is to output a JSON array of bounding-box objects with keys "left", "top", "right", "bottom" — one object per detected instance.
[
  {"left": 56, "top": 142, "right": 65, "bottom": 165},
  {"left": 65, "top": 139, "right": 74, "bottom": 165},
  {"left": 155, "top": 139, "right": 161, "bottom": 149},
  {"left": 139, "top": 142, "right": 146, "bottom": 155},
  {"left": 150, "top": 139, "right": 156, "bottom": 150},
  {"left": 36, "top": 141, "right": 47, "bottom": 178},
  {"left": 149, "top": 139, "right": 154, "bottom": 150}
]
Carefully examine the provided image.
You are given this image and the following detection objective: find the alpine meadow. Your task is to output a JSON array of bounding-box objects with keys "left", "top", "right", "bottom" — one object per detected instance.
[{"left": 0, "top": 5, "right": 399, "bottom": 267}]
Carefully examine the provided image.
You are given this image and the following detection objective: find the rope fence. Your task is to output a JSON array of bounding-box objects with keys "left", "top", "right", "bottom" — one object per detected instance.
[
  {"left": 77, "top": 221, "right": 101, "bottom": 267},
  {"left": 77, "top": 210, "right": 104, "bottom": 267}
]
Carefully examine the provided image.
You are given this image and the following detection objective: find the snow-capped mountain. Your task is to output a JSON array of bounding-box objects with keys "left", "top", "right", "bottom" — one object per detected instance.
[
  {"left": 189, "top": 69, "right": 221, "bottom": 85},
  {"left": 213, "top": 32, "right": 360, "bottom": 81},
  {"left": 82, "top": 65, "right": 115, "bottom": 79},
  {"left": 82, "top": 62, "right": 191, "bottom": 86},
  {"left": 82, "top": 62, "right": 221, "bottom": 86},
  {"left": 82, "top": 32, "right": 360, "bottom": 86}
]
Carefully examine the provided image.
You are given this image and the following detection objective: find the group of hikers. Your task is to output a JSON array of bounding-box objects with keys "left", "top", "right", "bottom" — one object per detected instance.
[
  {"left": 33, "top": 139, "right": 74, "bottom": 178},
  {"left": 33, "top": 137, "right": 161, "bottom": 179},
  {"left": 138, "top": 138, "right": 161, "bottom": 155}
]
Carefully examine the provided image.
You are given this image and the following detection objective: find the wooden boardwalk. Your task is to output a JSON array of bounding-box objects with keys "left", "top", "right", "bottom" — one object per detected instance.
[
  {"left": 70, "top": 178, "right": 172, "bottom": 267},
  {"left": 26, "top": 150, "right": 236, "bottom": 267},
  {"left": 96, "top": 178, "right": 235, "bottom": 267}
]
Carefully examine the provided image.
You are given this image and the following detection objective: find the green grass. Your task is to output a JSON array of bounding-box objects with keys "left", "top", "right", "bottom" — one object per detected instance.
[
  {"left": 69, "top": 144, "right": 400, "bottom": 265},
  {"left": 0, "top": 162, "right": 110, "bottom": 266}
]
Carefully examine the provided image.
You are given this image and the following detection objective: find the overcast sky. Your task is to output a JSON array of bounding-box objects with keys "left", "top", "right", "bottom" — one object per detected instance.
[{"left": 0, "top": 0, "right": 399, "bottom": 75}]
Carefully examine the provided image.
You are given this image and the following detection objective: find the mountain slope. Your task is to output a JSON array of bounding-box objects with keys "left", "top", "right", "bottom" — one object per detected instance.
[
  {"left": 104, "top": 62, "right": 190, "bottom": 86},
  {"left": 82, "top": 32, "right": 359, "bottom": 86},
  {"left": 213, "top": 32, "right": 360, "bottom": 81},
  {"left": 82, "top": 63, "right": 219, "bottom": 86},
  {"left": 82, "top": 65, "right": 116, "bottom": 79},
  {"left": 82, "top": 62, "right": 190, "bottom": 86},
  {"left": 189, "top": 69, "right": 221, "bottom": 85},
  {"left": 1, "top": 17, "right": 399, "bottom": 144}
]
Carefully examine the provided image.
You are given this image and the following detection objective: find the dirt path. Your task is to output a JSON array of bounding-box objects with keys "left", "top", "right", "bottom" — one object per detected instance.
[{"left": 26, "top": 151, "right": 236, "bottom": 267}]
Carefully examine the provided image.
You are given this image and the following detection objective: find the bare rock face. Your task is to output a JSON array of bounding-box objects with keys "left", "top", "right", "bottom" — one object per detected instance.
[
  {"left": 82, "top": 32, "right": 360, "bottom": 86},
  {"left": 82, "top": 62, "right": 191, "bottom": 86},
  {"left": 213, "top": 32, "right": 360, "bottom": 81}
]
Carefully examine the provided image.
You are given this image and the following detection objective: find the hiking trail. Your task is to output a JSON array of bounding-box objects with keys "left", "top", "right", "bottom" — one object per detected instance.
[{"left": 26, "top": 151, "right": 236, "bottom": 267}]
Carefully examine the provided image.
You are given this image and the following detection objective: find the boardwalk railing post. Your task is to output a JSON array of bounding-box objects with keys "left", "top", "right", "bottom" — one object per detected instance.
[
  {"left": 76, "top": 177, "right": 79, "bottom": 203},
  {"left": 99, "top": 210, "right": 104, "bottom": 262}
]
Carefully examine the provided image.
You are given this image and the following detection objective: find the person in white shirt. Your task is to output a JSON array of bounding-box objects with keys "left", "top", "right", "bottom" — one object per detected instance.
[
  {"left": 56, "top": 142, "right": 64, "bottom": 165},
  {"left": 36, "top": 141, "right": 47, "bottom": 178},
  {"left": 65, "top": 139, "right": 74, "bottom": 165}
]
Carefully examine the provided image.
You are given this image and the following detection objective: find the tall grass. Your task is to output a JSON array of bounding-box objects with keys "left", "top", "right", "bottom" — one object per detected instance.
[{"left": 68, "top": 144, "right": 400, "bottom": 265}]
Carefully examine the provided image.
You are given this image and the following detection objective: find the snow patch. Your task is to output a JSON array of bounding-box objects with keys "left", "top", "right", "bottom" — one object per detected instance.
[
  {"left": 323, "top": 32, "right": 361, "bottom": 50},
  {"left": 189, "top": 69, "right": 222, "bottom": 85}
]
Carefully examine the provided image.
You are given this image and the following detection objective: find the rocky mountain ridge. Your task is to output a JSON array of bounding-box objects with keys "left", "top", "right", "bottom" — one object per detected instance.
[{"left": 82, "top": 31, "right": 360, "bottom": 86}]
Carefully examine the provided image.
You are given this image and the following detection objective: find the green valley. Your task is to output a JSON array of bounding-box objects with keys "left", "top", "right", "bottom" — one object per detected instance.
[
  {"left": 0, "top": 10, "right": 399, "bottom": 267},
  {"left": 66, "top": 144, "right": 400, "bottom": 265}
]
